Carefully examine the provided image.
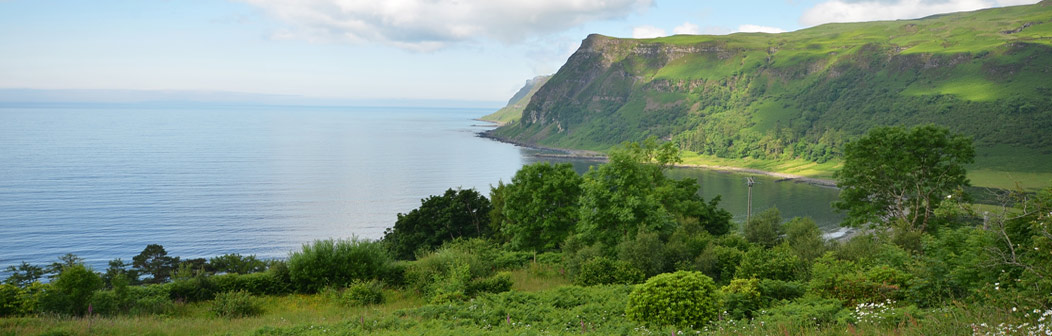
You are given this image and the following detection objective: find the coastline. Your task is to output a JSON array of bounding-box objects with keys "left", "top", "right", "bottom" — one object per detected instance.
[{"left": 476, "top": 128, "right": 838, "bottom": 188}]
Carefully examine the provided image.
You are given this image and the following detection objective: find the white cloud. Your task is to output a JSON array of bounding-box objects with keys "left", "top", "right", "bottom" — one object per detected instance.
[
  {"left": 736, "top": 24, "right": 787, "bottom": 33},
  {"left": 238, "top": 0, "right": 654, "bottom": 51},
  {"left": 632, "top": 25, "right": 667, "bottom": 38},
  {"left": 672, "top": 22, "right": 701, "bottom": 35},
  {"left": 800, "top": 0, "right": 1039, "bottom": 27}
]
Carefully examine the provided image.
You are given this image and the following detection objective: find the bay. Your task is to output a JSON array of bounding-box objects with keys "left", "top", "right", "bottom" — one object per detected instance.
[{"left": 0, "top": 104, "right": 841, "bottom": 273}]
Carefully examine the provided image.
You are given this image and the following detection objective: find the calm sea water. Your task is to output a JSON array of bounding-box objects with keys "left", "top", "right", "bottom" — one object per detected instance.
[{"left": 0, "top": 105, "right": 841, "bottom": 272}]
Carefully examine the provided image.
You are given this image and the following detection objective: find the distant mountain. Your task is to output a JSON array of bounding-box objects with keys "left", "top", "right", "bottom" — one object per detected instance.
[
  {"left": 479, "top": 75, "right": 551, "bottom": 124},
  {"left": 488, "top": 1, "right": 1052, "bottom": 182}
]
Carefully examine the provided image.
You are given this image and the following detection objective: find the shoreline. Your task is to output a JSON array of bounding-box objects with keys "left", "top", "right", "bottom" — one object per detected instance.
[{"left": 475, "top": 129, "right": 839, "bottom": 188}]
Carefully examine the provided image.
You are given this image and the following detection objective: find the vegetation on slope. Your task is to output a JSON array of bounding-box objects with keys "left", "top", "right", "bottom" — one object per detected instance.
[
  {"left": 490, "top": 1, "right": 1052, "bottom": 189},
  {"left": 479, "top": 75, "right": 551, "bottom": 125}
]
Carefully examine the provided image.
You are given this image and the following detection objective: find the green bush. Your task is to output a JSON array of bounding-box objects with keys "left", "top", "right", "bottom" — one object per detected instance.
[
  {"left": 405, "top": 239, "right": 501, "bottom": 302},
  {"left": 466, "top": 271, "right": 513, "bottom": 295},
  {"left": 573, "top": 257, "right": 644, "bottom": 286},
  {"left": 616, "top": 230, "right": 667, "bottom": 277},
  {"left": 168, "top": 274, "right": 216, "bottom": 302},
  {"left": 784, "top": 217, "right": 826, "bottom": 261},
  {"left": 625, "top": 271, "right": 720, "bottom": 328},
  {"left": 494, "top": 251, "right": 534, "bottom": 269},
  {"left": 126, "top": 285, "right": 173, "bottom": 315},
  {"left": 0, "top": 284, "right": 19, "bottom": 316},
  {"left": 695, "top": 244, "right": 744, "bottom": 284},
  {"left": 755, "top": 296, "right": 850, "bottom": 327},
  {"left": 210, "top": 290, "right": 262, "bottom": 318},
  {"left": 809, "top": 253, "right": 911, "bottom": 306},
  {"left": 341, "top": 280, "right": 384, "bottom": 306},
  {"left": 49, "top": 264, "right": 102, "bottom": 316},
  {"left": 211, "top": 272, "right": 291, "bottom": 296},
  {"left": 757, "top": 279, "right": 807, "bottom": 303},
  {"left": 209, "top": 253, "right": 267, "bottom": 275},
  {"left": 288, "top": 238, "right": 393, "bottom": 293},
  {"left": 735, "top": 244, "right": 801, "bottom": 281},
  {"left": 744, "top": 208, "right": 783, "bottom": 248},
  {"left": 534, "top": 252, "right": 563, "bottom": 265},
  {"left": 721, "top": 278, "right": 763, "bottom": 319}
]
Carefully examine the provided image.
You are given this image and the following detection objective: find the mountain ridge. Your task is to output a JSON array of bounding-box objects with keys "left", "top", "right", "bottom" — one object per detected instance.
[{"left": 488, "top": 2, "right": 1052, "bottom": 188}]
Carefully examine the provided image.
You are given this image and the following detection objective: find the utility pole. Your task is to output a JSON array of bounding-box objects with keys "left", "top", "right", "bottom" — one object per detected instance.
[{"left": 746, "top": 177, "right": 756, "bottom": 224}]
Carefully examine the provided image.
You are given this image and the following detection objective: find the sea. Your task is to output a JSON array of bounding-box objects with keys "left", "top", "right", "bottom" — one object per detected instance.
[{"left": 0, "top": 104, "right": 842, "bottom": 272}]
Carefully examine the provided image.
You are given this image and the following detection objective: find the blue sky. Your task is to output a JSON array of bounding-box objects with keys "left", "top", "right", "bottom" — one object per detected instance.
[{"left": 0, "top": 0, "right": 1038, "bottom": 103}]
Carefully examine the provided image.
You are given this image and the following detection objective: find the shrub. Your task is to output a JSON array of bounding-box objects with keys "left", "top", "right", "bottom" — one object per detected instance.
[
  {"left": 494, "top": 251, "right": 534, "bottom": 269},
  {"left": 757, "top": 279, "right": 806, "bottom": 303},
  {"left": 210, "top": 290, "right": 262, "bottom": 318},
  {"left": 744, "top": 208, "right": 783, "bottom": 248},
  {"left": 573, "top": 257, "right": 644, "bottom": 286},
  {"left": 616, "top": 230, "right": 667, "bottom": 277},
  {"left": 466, "top": 271, "right": 512, "bottom": 295},
  {"left": 0, "top": 284, "right": 19, "bottom": 316},
  {"left": 168, "top": 274, "right": 216, "bottom": 302},
  {"left": 341, "top": 280, "right": 384, "bottom": 306},
  {"left": 735, "top": 244, "right": 801, "bottom": 281},
  {"left": 755, "top": 296, "right": 849, "bottom": 327},
  {"left": 49, "top": 264, "right": 102, "bottom": 316},
  {"left": 784, "top": 217, "right": 826, "bottom": 261},
  {"left": 287, "top": 237, "right": 392, "bottom": 293},
  {"left": 404, "top": 239, "right": 502, "bottom": 302},
  {"left": 626, "top": 271, "right": 720, "bottom": 328},
  {"left": 535, "top": 252, "right": 563, "bottom": 265},
  {"left": 212, "top": 272, "right": 290, "bottom": 296},
  {"left": 209, "top": 253, "right": 267, "bottom": 275},
  {"left": 126, "top": 285, "right": 173, "bottom": 315},
  {"left": 695, "top": 244, "right": 743, "bottom": 284},
  {"left": 721, "top": 278, "right": 763, "bottom": 319}
]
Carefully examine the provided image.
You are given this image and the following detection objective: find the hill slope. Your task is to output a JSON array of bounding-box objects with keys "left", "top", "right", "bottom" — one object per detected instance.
[
  {"left": 480, "top": 75, "right": 551, "bottom": 124},
  {"left": 489, "top": 2, "right": 1052, "bottom": 188}
]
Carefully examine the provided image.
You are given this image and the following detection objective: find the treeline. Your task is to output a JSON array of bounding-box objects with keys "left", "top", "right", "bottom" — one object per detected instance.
[{"left": 2, "top": 130, "right": 1051, "bottom": 332}]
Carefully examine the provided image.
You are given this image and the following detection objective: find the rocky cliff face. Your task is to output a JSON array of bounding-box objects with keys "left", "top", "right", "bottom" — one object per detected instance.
[{"left": 492, "top": 3, "right": 1052, "bottom": 165}]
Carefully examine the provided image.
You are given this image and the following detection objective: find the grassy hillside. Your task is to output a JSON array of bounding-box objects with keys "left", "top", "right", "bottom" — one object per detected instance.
[
  {"left": 491, "top": 1, "right": 1052, "bottom": 189},
  {"left": 480, "top": 75, "right": 551, "bottom": 124}
]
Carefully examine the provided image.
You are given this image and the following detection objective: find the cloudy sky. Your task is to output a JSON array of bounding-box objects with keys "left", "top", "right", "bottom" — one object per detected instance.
[{"left": 0, "top": 0, "right": 1038, "bottom": 103}]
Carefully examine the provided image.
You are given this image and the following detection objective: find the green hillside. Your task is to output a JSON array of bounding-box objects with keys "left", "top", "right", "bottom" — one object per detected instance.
[
  {"left": 490, "top": 1, "right": 1052, "bottom": 189},
  {"left": 480, "top": 75, "right": 551, "bottom": 124}
]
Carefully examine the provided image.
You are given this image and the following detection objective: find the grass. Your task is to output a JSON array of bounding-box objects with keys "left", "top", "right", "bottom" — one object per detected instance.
[{"left": 679, "top": 150, "right": 841, "bottom": 180}]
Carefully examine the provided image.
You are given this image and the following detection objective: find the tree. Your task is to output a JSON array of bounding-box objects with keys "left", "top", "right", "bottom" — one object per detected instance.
[
  {"left": 46, "top": 253, "right": 84, "bottom": 279},
  {"left": 102, "top": 258, "right": 140, "bottom": 288},
  {"left": 209, "top": 253, "right": 267, "bottom": 275},
  {"left": 833, "top": 125, "right": 974, "bottom": 232},
  {"left": 3, "top": 262, "right": 44, "bottom": 288},
  {"left": 132, "top": 244, "right": 180, "bottom": 284},
  {"left": 744, "top": 208, "right": 783, "bottom": 248},
  {"left": 383, "top": 188, "right": 492, "bottom": 260},
  {"left": 577, "top": 138, "right": 731, "bottom": 248},
  {"left": 499, "top": 162, "right": 583, "bottom": 252},
  {"left": 51, "top": 264, "right": 102, "bottom": 316}
]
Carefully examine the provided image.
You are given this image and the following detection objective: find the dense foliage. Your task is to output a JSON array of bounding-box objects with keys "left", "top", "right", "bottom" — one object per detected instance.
[
  {"left": 496, "top": 162, "right": 582, "bottom": 252},
  {"left": 287, "top": 238, "right": 393, "bottom": 293},
  {"left": 834, "top": 125, "right": 974, "bottom": 232},
  {"left": 383, "top": 188, "right": 493, "bottom": 260},
  {"left": 625, "top": 271, "right": 720, "bottom": 328}
]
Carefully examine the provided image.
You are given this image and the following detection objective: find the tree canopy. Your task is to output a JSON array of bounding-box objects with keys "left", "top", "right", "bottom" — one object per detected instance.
[
  {"left": 383, "top": 188, "right": 492, "bottom": 260},
  {"left": 833, "top": 125, "right": 974, "bottom": 232},
  {"left": 498, "top": 162, "right": 583, "bottom": 252}
]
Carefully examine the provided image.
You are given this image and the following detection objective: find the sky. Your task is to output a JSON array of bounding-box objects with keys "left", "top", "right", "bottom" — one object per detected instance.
[{"left": 0, "top": 0, "right": 1040, "bottom": 104}]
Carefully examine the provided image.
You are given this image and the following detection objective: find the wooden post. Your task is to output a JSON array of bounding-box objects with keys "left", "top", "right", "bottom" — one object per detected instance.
[{"left": 746, "top": 177, "right": 756, "bottom": 224}]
